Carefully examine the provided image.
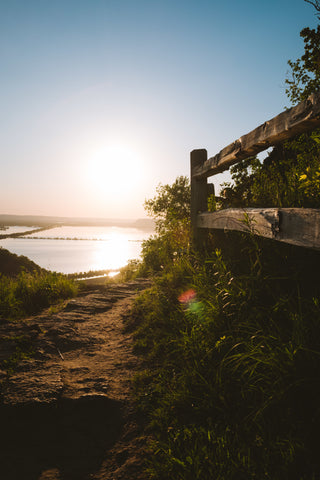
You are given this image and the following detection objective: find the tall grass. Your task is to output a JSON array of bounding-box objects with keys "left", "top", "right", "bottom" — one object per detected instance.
[
  {"left": 128, "top": 235, "right": 320, "bottom": 479},
  {"left": 0, "top": 271, "right": 78, "bottom": 320}
]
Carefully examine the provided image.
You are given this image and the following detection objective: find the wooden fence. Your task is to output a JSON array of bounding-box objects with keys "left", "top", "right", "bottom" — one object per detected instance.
[{"left": 191, "top": 92, "right": 320, "bottom": 250}]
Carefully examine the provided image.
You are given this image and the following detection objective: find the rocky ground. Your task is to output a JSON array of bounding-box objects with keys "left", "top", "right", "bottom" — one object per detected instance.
[{"left": 0, "top": 279, "right": 152, "bottom": 480}]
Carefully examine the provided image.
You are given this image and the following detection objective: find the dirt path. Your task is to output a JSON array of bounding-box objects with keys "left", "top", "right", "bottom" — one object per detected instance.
[{"left": 0, "top": 279, "right": 151, "bottom": 480}]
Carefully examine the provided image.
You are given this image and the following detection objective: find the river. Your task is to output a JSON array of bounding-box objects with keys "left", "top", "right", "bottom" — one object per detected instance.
[{"left": 0, "top": 225, "right": 153, "bottom": 274}]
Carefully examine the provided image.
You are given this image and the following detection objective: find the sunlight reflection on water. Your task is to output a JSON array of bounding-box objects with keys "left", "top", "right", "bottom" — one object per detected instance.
[{"left": 0, "top": 226, "right": 152, "bottom": 274}]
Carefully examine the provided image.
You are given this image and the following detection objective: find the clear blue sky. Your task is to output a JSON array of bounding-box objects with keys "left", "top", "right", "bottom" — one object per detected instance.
[{"left": 0, "top": 0, "right": 318, "bottom": 218}]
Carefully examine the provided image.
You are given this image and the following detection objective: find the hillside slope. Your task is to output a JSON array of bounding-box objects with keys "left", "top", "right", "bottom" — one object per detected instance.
[{"left": 0, "top": 248, "right": 43, "bottom": 277}]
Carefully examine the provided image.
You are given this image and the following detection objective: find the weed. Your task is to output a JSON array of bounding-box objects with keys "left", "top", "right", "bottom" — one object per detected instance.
[
  {"left": 0, "top": 271, "right": 78, "bottom": 320},
  {"left": 1, "top": 335, "right": 35, "bottom": 375},
  {"left": 129, "top": 239, "right": 320, "bottom": 479}
]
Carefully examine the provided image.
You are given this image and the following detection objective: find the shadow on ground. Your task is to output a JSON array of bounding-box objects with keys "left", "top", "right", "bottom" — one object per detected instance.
[{"left": 0, "top": 395, "right": 123, "bottom": 480}]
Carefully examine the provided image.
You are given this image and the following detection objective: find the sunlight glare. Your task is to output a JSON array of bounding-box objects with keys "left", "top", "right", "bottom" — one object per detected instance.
[
  {"left": 93, "top": 231, "right": 132, "bottom": 270},
  {"left": 87, "top": 145, "right": 143, "bottom": 199}
]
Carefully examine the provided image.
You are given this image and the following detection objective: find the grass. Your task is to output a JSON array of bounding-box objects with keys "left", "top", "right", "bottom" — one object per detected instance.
[
  {"left": 0, "top": 270, "right": 78, "bottom": 320},
  {"left": 127, "top": 233, "right": 320, "bottom": 479},
  {"left": 1, "top": 335, "right": 36, "bottom": 375},
  {"left": 0, "top": 249, "right": 78, "bottom": 376}
]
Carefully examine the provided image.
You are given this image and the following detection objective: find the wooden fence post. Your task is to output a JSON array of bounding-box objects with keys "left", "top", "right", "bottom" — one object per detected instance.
[{"left": 191, "top": 149, "right": 208, "bottom": 249}]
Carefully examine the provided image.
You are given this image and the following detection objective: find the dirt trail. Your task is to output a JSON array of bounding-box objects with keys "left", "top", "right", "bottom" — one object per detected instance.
[{"left": 0, "top": 279, "right": 151, "bottom": 480}]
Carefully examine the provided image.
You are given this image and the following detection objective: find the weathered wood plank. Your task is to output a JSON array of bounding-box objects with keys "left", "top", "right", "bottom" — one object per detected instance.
[
  {"left": 197, "top": 208, "right": 320, "bottom": 250},
  {"left": 277, "top": 208, "right": 320, "bottom": 249},
  {"left": 193, "top": 92, "right": 320, "bottom": 179},
  {"left": 191, "top": 149, "right": 208, "bottom": 248},
  {"left": 197, "top": 208, "right": 279, "bottom": 239}
]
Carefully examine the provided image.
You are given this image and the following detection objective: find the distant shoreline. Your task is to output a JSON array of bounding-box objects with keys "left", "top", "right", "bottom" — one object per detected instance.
[
  {"left": 0, "top": 214, "right": 155, "bottom": 231},
  {"left": 0, "top": 224, "right": 152, "bottom": 275}
]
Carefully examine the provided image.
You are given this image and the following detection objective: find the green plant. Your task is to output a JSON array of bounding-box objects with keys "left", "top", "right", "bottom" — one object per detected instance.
[
  {"left": 219, "top": 3, "right": 320, "bottom": 211},
  {"left": 144, "top": 176, "right": 190, "bottom": 235},
  {"left": 117, "top": 259, "right": 143, "bottom": 281},
  {"left": 129, "top": 237, "right": 320, "bottom": 479},
  {"left": 285, "top": 1, "right": 320, "bottom": 105},
  {"left": 138, "top": 177, "right": 191, "bottom": 276},
  {"left": 220, "top": 132, "right": 320, "bottom": 209},
  {"left": 1, "top": 335, "right": 35, "bottom": 375},
  {"left": 0, "top": 271, "right": 78, "bottom": 320}
]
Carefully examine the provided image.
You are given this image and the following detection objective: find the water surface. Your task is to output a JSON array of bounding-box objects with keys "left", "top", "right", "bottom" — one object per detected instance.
[
  {"left": 0, "top": 226, "right": 36, "bottom": 235},
  {"left": 0, "top": 226, "right": 152, "bottom": 274}
]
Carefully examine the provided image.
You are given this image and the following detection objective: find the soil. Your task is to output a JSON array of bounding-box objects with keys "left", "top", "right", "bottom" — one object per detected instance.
[{"left": 0, "top": 278, "right": 152, "bottom": 480}]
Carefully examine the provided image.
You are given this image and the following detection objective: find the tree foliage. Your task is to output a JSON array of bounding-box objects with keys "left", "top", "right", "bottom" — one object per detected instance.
[
  {"left": 304, "top": 0, "right": 320, "bottom": 18},
  {"left": 139, "top": 176, "right": 191, "bottom": 275},
  {"left": 285, "top": 25, "right": 320, "bottom": 104},
  {"left": 220, "top": 2, "right": 320, "bottom": 209},
  {"left": 220, "top": 132, "right": 320, "bottom": 208},
  {"left": 144, "top": 176, "right": 190, "bottom": 234},
  {"left": 285, "top": 0, "right": 320, "bottom": 104}
]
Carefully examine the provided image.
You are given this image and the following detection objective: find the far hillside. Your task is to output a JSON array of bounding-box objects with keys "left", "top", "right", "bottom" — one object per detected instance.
[
  {"left": 0, "top": 214, "right": 155, "bottom": 230},
  {"left": 0, "top": 248, "right": 77, "bottom": 320},
  {"left": 0, "top": 248, "right": 43, "bottom": 277}
]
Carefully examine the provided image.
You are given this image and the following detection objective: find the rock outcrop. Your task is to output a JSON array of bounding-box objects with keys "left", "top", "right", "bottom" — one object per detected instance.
[{"left": 0, "top": 279, "right": 151, "bottom": 480}]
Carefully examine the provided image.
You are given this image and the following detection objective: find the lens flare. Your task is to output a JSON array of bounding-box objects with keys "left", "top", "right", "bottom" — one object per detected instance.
[{"left": 179, "top": 288, "right": 196, "bottom": 304}]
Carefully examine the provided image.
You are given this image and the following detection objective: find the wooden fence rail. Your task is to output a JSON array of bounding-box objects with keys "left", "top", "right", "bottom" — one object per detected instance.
[{"left": 191, "top": 92, "right": 320, "bottom": 250}]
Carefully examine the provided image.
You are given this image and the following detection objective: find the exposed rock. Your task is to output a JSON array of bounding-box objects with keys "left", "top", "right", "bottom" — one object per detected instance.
[{"left": 0, "top": 278, "right": 151, "bottom": 480}]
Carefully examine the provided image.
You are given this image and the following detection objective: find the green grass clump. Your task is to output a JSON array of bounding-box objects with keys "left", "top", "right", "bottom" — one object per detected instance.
[
  {"left": 129, "top": 239, "right": 320, "bottom": 479},
  {"left": 0, "top": 271, "right": 78, "bottom": 320},
  {"left": 2, "top": 335, "right": 36, "bottom": 375}
]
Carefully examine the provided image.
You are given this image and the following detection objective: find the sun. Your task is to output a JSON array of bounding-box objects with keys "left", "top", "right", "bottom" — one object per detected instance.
[{"left": 86, "top": 145, "right": 143, "bottom": 198}]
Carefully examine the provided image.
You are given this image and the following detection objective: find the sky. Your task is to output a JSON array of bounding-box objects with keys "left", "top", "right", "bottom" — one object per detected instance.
[{"left": 0, "top": 0, "right": 319, "bottom": 219}]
